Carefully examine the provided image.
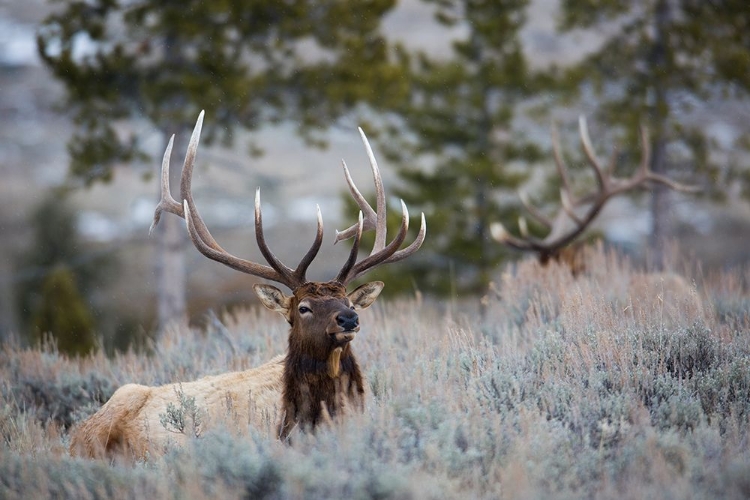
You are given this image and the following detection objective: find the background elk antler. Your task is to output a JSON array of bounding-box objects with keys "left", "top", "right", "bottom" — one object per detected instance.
[{"left": 491, "top": 116, "right": 699, "bottom": 265}]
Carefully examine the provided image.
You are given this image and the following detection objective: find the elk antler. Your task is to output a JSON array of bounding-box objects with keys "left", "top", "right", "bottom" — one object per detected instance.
[
  {"left": 150, "top": 111, "right": 324, "bottom": 290},
  {"left": 334, "top": 128, "right": 426, "bottom": 284},
  {"left": 490, "top": 116, "right": 699, "bottom": 263}
]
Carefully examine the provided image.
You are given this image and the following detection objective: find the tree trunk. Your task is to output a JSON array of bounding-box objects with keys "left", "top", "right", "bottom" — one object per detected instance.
[
  {"left": 155, "top": 129, "right": 188, "bottom": 330},
  {"left": 648, "top": 0, "right": 671, "bottom": 269},
  {"left": 649, "top": 138, "right": 669, "bottom": 269},
  {"left": 0, "top": 258, "right": 18, "bottom": 339},
  {"left": 154, "top": 33, "right": 189, "bottom": 331}
]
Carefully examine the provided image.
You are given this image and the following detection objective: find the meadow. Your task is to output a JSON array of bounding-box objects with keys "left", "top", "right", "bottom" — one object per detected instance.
[{"left": 1, "top": 246, "right": 749, "bottom": 499}]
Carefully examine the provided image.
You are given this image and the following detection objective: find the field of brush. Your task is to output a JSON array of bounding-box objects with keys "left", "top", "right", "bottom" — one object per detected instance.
[{"left": 1, "top": 247, "right": 749, "bottom": 499}]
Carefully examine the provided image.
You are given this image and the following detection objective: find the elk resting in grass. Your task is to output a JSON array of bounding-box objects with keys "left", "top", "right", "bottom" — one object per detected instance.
[{"left": 70, "top": 112, "right": 425, "bottom": 459}]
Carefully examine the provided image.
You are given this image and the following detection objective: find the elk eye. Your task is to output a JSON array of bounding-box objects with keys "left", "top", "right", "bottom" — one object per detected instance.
[{"left": 298, "top": 306, "right": 312, "bottom": 314}]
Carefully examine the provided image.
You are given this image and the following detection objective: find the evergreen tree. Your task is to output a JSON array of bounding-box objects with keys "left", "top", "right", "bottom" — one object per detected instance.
[
  {"left": 558, "top": 0, "right": 750, "bottom": 266},
  {"left": 375, "top": 0, "right": 542, "bottom": 295},
  {"left": 33, "top": 265, "right": 97, "bottom": 357},
  {"left": 37, "top": 0, "right": 402, "bottom": 327},
  {"left": 16, "top": 192, "right": 106, "bottom": 356}
]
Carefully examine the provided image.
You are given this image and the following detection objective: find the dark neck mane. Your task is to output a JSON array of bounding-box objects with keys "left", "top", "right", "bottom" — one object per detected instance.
[
  {"left": 289, "top": 351, "right": 359, "bottom": 375},
  {"left": 279, "top": 346, "right": 365, "bottom": 439}
]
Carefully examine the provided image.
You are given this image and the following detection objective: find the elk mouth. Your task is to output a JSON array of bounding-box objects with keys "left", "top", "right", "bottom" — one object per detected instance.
[{"left": 328, "top": 328, "right": 359, "bottom": 346}]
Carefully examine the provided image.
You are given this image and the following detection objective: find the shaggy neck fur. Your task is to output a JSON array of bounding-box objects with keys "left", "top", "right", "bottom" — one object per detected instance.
[
  {"left": 276, "top": 281, "right": 367, "bottom": 440},
  {"left": 279, "top": 340, "right": 365, "bottom": 440}
]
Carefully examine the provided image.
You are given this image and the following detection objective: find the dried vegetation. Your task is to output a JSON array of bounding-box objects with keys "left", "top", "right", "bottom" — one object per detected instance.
[{"left": 2, "top": 246, "right": 749, "bottom": 499}]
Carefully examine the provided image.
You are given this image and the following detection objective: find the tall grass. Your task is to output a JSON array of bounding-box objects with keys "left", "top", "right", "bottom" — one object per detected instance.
[{"left": 2, "top": 247, "right": 749, "bottom": 499}]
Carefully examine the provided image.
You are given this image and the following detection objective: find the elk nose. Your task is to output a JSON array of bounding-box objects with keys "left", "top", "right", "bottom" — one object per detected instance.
[{"left": 336, "top": 310, "right": 359, "bottom": 331}]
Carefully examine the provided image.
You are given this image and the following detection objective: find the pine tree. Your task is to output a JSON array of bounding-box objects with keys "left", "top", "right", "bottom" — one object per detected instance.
[
  {"left": 374, "top": 0, "right": 542, "bottom": 295},
  {"left": 33, "top": 265, "right": 97, "bottom": 357},
  {"left": 37, "top": 0, "right": 402, "bottom": 328},
  {"left": 16, "top": 192, "right": 106, "bottom": 356},
  {"left": 558, "top": 0, "right": 750, "bottom": 267}
]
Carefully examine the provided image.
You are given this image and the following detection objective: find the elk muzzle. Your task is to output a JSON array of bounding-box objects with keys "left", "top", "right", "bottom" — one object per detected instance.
[{"left": 329, "top": 310, "right": 359, "bottom": 345}]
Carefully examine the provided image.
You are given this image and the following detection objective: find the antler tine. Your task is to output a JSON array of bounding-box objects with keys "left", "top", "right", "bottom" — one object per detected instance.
[
  {"left": 518, "top": 216, "right": 529, "bottom": 238},
  {"left": 177, "top": 111, "right": 226, "bottom": 253},
  {"left": 518, "top": 190, "right": 553, "bottom": 229},
  {"left": 637, "top": 125, "right": 700, "bottom": 194},
  {"left": 335, "top": 212, "right": 364, "bottom": 283},
  {"left": 644, "top": 171, "right": 701, "bottom": 193},
  {"left": 559, "top": 188, "right": 584, "bottom": 226},
  {"left": 490, "top": 221, "right": 535, "bottom": 251},
  {"left": 358, "top": 127, "right": 388, "bottom": 254},
  {"left": 380, "top": 211, "right": 426, "bottom": 266},
  {"left": 551, "top": 122, "right": 575, "bottom": 199},
  {"left": 636, "top": 124, "right": 651, "bottom": 179},
  {"left": 334, "top": 160, "right": 378, "bottom": 242},
  {"left": 334, "top": 127, "right": 387, "bottom": 252},
  {"left": 342, "top": 200, "right": 410, "bottom": 284},
  {"left": 150, "top": 135, "right": 183, "bottom": 235},
  {"left": 578, "top": 116, "right": 607, "bottom": 191},
  {"left": 254, "top": 188, "right": 298, "bottom": 287},
  {"left": 291, "top": 204, "right": 324, "bottom": 284}
]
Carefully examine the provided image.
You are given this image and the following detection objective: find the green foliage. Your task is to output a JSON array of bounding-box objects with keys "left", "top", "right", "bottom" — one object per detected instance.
[
  {"left": 15, "top": 192, "right": 110, "bottom": 356},
  {"left": 558, "top": 0, "right": 750, "bottom": 196},
  {"left": 374, "top": 0, "right": 545, "bottom": 295},
  {"left": 32, "top": 266, "right": 96, "bottom": 357},
  {"left": 37, "top": 0, "right": 402, "bottom": 185}
]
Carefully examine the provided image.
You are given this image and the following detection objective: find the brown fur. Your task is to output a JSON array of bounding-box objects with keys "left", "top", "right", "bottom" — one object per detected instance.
[
  {"left": 70, "top": 280, "right": 382, "bottom": 459},
  {"left": 276, "top": 281, "right": 369, "bottom": 440},
  {"left": 539, "top": 243, "right": 588, "bottom": 276}
]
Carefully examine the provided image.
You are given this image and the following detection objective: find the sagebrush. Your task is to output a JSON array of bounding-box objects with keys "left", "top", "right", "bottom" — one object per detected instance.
[{"left": 2, "top": 248, "right": 749, "bottom": 499}]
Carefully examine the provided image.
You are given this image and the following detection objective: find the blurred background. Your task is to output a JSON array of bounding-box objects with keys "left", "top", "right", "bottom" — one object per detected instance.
[{"left": 1, "top": 0, "right": 748, "bottom": 355}]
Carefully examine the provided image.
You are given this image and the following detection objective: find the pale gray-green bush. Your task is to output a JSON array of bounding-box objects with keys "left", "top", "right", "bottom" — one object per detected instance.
[{"left": 1, "top": 247, "right": 749, "bottom": 499}]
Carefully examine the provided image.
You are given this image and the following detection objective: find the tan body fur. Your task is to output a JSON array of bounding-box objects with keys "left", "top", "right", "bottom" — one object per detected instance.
[{"left": 70, "top": 355, "right": 284, "bottom": 459}]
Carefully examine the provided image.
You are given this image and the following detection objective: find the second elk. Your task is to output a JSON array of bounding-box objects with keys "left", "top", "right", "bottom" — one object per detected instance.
[
  {"left": 70, "top": 111, "right": 426, "bottom": 459},
  {"left": 491, "top": 116, "right": 698, "bottom": 273}
]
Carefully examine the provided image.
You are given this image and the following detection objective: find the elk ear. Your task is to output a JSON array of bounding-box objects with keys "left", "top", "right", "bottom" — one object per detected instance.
[
  {"left": 348, "top": 281, "right": 384, "bottom": 310},
  {"left": 253, "top": 284, "right": 293, "bottom": 321}
]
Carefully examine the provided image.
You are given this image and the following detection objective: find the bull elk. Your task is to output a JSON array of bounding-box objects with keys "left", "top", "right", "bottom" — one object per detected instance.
[
  {"left": 70, "top": 112, "right": 425, "bottom": 459},
  {"left": 491, "top": 116, "right": 698, "bottom": 271}
]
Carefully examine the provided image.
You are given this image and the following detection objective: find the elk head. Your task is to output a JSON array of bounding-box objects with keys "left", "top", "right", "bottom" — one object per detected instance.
[
  {"left": 491, "top": 116, "right": 698, "bottom": 271},
  {"left": 253, "top": 280, "right": 383, "bottom": 377},
  {"left": 150, "top": 111, "right": 425, "bottom": 437}
]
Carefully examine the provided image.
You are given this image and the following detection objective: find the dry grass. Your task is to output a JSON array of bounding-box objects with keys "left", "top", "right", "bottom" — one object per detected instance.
[{"left": 2, "top": 246, "right": 749, "bottom": 499}]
